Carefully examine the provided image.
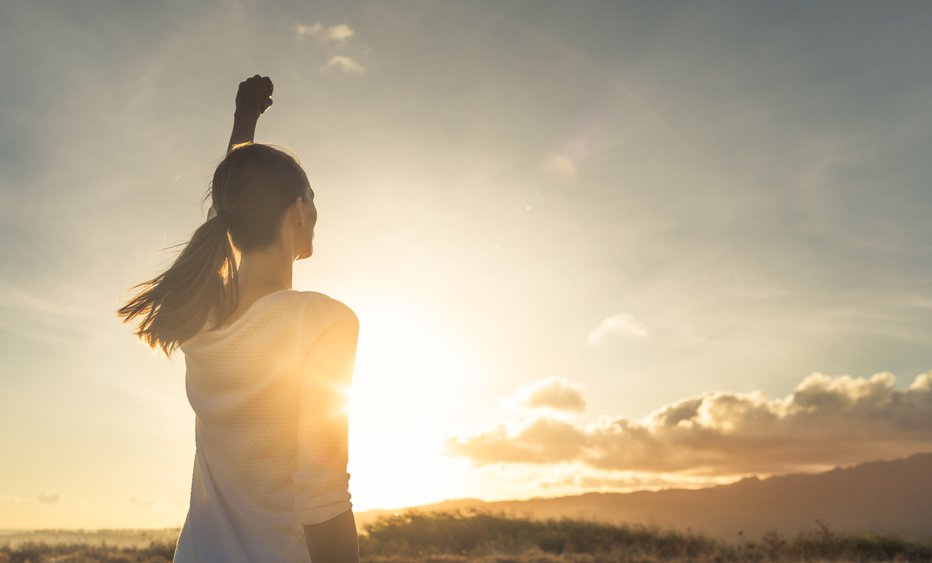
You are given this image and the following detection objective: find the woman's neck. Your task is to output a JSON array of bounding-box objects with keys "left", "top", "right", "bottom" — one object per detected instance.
[{"left": 236, "top": 247, "right": 293, "bottom": 293}]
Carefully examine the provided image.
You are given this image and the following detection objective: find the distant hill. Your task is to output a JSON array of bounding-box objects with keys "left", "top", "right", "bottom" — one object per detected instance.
[{"left": 355, "top": 452, "right": 932, "bottom": 539}]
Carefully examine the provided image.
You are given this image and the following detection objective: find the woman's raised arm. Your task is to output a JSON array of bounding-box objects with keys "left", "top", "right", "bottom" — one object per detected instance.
[{"left": 227, "top": 74, "right": 274, "bottom": 154}]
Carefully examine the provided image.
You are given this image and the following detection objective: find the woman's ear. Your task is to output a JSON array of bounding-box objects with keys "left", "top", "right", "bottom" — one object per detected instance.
[{"left": 293, "top": 196, "right": 304, "bottom": 227}]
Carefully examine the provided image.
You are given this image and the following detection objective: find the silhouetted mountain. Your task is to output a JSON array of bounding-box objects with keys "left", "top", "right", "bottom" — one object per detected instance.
[{"left": 355, "top": 452, "right": 932, "bottom": 539}]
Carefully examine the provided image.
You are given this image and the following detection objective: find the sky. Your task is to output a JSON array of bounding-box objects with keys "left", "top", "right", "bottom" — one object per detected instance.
[{"left": 1, "top": 0, "right": 931, "bottom": 529}]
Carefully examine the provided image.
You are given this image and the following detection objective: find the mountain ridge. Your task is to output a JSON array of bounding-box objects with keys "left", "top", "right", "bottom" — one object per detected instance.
[{"left": 355, "top": 451, "right": 932, "bottom": 539}]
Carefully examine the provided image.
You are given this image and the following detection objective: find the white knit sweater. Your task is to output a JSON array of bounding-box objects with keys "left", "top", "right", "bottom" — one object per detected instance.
[{"left": 173, "top": 289, "right": 359, "bottom": 563}]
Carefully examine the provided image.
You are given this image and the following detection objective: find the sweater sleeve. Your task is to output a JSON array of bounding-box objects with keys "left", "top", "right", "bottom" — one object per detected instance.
[{"left": 292, "top": 301, "right": 359, "bottom": 525}]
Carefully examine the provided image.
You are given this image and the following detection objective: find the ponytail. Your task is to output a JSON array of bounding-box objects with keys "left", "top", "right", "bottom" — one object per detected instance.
[
  {"left": 118, "top": 142, "right": 310, "bottom": 358},
  {"left": 116, "top": 212, "right": 239, "bottom": 357}
]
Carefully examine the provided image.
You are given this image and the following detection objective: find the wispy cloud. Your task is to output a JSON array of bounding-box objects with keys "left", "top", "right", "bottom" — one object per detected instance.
[
  {"left": 296, "top": 22, "right": 355, "bottom": 42},
  {"left": 325, "top": 56, "right": 366, "bottom": 75},
  {"left": 587, "top": 313, "right": 648, "bottom": 346},
  {"left": 128, "top": 495, "right": 167, "bottom": 507},
  {"left": 533, "top": 464, "right": 733, "bottom": 493},
  {"left": 541, "top": 153, "right": 576, "bottom": 179},
  {"left": 325, "top": 23, "right": 354, "bottom": 41},
  {"left": 296, "top": 21, "right": 366, "bottom": 74},
  {"left": 296, "top": 22, "right": 322, "bottom": 36},
  {"left": 445, "top": 370, "right": 932, "bottom": 476},
  {"left": 36, "top": 492, "right": 62, "bottom": 504}
]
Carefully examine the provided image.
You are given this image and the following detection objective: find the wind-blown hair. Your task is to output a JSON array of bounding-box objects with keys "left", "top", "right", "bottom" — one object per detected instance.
[{"left": 117, "top": 143, "right": 311, "bottom": 357}]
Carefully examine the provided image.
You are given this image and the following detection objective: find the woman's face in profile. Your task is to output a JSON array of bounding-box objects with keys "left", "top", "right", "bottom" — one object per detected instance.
[{"left": 296, "top": 184, "right": 317, "bottom": 260}]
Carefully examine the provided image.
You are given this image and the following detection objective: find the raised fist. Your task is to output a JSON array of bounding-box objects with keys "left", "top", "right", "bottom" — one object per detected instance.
[{"left": 235, "top": 74, "right": 273, "bottom": 118}]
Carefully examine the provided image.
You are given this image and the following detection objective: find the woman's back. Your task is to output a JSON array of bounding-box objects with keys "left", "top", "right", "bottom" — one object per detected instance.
[{"left": 173, "top": 289, "right": 359, "bottom": 563}]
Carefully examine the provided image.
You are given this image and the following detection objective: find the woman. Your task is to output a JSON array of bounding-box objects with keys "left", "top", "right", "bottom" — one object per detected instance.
[{"left": 116, "top": 75, "right": 360, "bottom": 562}]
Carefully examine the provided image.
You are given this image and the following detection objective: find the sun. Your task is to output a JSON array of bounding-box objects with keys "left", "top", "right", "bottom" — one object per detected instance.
[{"left": 344, "top": 299, "right": 478, "bottom": 511}]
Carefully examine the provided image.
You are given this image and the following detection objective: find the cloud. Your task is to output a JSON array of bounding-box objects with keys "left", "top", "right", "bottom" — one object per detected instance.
[
  {"left": 128, "top": 495, "right": 166, "bottom": 507},
  {"left": 448, "top": 417, "right": 587, "bottom": 465},
  {"left": 541, "top": 154, "right": 576, "bottom": 179},
  {"left": 296, "top": 22, "right": 365, "bottom": 75},
  {"left": 296, "top": 22, "right": 323, "bottom": 36},
  {"left": 36, "top": 492, "right": 62, "bottom": 504},
  {"left": 325, "top": 24, "right": 354, "bottom": 41},
  {"left": 296, "top": 22, "right": 355, "bottom": 42},
  {"left": 324, "top": 56, "right": 366, "bottom": 74},
  {"left": 587, "top": 313, "right": 648, "bottom": 346},
  {"left": 514, "top": 376, "right": 586, "bottom": 412},
  {"left": 533, "top": 465, "right": 733, "bottom": 492},
  {"left": 444, "top": 370, "right": 932, "bottom": 476}
]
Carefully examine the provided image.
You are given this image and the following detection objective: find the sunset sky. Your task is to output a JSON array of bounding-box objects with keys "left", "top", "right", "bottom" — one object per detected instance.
[{"left": 2, "top": 1, "right": 932, "bottom": 529}]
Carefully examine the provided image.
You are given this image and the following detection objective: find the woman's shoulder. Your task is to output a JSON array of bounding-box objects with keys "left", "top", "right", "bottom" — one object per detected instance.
[{"left": 289, "top": 290, "right": 358, "bottom": 326}]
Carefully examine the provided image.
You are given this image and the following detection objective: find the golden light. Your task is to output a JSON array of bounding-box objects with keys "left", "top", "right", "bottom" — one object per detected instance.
[{"left": 345, "top": 299, "right": 479, "bottom": 511}]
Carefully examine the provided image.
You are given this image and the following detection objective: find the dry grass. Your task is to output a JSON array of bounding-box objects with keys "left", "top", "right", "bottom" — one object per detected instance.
[
  {"left": 0, "top": 540, "right": 174, "bottom": 562},
  {"left": 2, "top": 509, "right": 930, "bottom": 562},
  {"left": 357, "top": 509, "right": 932, "bottom": 562}
]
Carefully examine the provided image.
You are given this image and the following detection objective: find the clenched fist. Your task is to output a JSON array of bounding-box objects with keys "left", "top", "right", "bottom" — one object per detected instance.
[{"left": 235, "top": 74, "right": 273, "bottom": 119}]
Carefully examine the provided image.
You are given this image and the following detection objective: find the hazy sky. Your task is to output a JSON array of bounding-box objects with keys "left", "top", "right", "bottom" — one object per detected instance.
[{"left": 2, "top": 0, "right": 932, "bottom": 529}]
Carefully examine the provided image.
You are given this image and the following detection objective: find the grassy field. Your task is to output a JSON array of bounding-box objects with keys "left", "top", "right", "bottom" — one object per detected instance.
[{"left": 2, "top": 508, "right": 931, "bottom": 562}]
